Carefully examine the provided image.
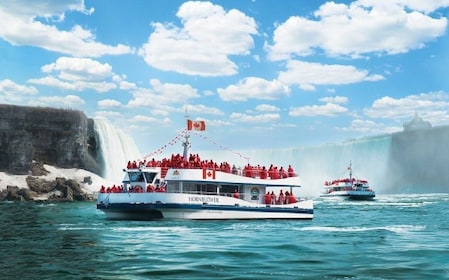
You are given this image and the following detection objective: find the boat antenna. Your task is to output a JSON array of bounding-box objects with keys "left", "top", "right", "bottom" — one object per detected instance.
[
  {"left": 348, "top": 161, "right": 353, "bottom": 182},
  {"left": 183, "top": 105, "right": 191, "bottom": 160}
]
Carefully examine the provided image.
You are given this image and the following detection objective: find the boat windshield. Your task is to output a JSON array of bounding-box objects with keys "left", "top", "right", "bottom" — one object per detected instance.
[
  {"left": 128, "top": 172, "right": 144, "bottom": 182},
  {"left": 143, "top": 172, "right": 157, "bottom": 184}
]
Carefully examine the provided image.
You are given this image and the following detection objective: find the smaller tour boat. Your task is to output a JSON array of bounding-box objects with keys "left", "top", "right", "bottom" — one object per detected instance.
[
  {"left": 321, "top": 163, "right": 375, "bottom": 200},
  {"left": 96, "top": 120, "right": 313, "bottom": 220}
]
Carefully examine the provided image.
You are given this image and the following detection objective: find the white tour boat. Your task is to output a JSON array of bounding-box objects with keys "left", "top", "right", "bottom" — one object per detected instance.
[
  {"left": 96, "top": 120, "right": 313, "bottom": 220},
  {"left": 321, "top": 163, "right": 375, "bottom": 200}
]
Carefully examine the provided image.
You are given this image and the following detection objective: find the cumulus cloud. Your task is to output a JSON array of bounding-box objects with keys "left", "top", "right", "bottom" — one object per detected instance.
[
  {"left": 0, "top": 0, "right": 132, "bottom": 57},
  {"left": 184, "top": 104, "right": 224, "bottom": 116},
  {"left": 256, "top": 104, "right": 280, "bottom": 112},
  {"left": 28, "top": 57, "right": 118, "bottom": 93},
  {"left": 0, "top": 79, "right": 38, "bottom": 103},
  {"left": 278, "top": 60, "right": 384, "bottom": 91},
  {"left": 319, "top": 96, "right": 348, "bottom": 104},
  {"left": 230, "top": 112, "right": 280, "bottom": 123},
  {"left": 98, "top": 99, "right": 122, "bottom": 108},
  {"left": 267, "top": 0, "right": 448, "bottom": 60},
  {"left": 138, "top": 1, "right": 257, "bottom": 76},
  {"left": 341, "top": 119, "right": 384, "bottom": 133},
  {"left": 217, "top": 77, "right": 290, "bottom": 102},
  {"left": 127, "top": 79, "right": 199, "bottom": 108},
  {"left": 364, "top": 91, "right": 449, "bottom": 124},
  {"left": 133, "top": 115, "right": 171, "bottom": 125},
  {"left": 35, "top": 94, "right": 85, "bottom": 107},
  {"left": 289, "top": 103, "right": 348, "bottom": 117}
]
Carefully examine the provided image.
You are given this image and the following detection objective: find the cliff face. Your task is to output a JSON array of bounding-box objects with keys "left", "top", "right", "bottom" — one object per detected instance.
[{"left": 0, "top": 104, "right": 100, "bottom": 175}]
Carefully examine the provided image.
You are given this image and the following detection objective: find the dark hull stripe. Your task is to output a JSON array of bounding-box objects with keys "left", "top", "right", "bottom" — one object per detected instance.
[{"left": 97, "top": 202, "right": 313, "bottom": 214}]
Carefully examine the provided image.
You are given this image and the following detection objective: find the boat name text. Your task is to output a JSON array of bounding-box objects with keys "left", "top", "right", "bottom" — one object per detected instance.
[{"left": 189, "top": 196, "right": 219, "bottom": 203}]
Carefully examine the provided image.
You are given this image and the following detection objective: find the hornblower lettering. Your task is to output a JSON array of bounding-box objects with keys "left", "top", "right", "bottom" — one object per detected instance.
[{"left": 189, "top": 196, "right": 219, "bottom": 203}]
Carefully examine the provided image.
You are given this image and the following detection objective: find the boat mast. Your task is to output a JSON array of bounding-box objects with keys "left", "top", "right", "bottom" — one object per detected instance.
[
  {"left": 348, "top": 161, "right": 352, "bottom": 182},
  {"left": 183, "top": 105, "right": 191, "bottom": 160},
  {"left": 182, "top": 133, "right": 190, "bottom": 160}
]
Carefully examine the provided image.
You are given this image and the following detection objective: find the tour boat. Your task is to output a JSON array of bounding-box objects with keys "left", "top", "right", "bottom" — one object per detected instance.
[
  {"left": 96, "top": 120, "right": 313, "bottom": 220},
  {"left": 321, "top": 163, "right": 375, "bottom": 200}
]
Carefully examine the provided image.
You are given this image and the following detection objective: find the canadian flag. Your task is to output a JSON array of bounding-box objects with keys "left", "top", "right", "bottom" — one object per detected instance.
[
  {"left": 187, "top": 119, "right": 206, "bottom": 131},
  {"left": 202, "top": 168, "right": 216, "bottom": 179}
]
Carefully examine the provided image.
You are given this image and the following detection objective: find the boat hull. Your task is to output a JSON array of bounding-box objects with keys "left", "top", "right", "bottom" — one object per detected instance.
[
  {"left": 320, "top": 190, "right": 375, "bottom": 200},
  {"left": 97, "top": 193, "right": 313, "bottom": 220}
]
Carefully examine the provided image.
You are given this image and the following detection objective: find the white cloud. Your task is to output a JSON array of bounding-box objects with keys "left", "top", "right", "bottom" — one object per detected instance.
[
  {"left": 42, "top": 57, "right": 113, "bottom": 81},
  {"left": 364, "top": 91, "right": 449, "bottom": 124},
  {"left": 184, "top": 104, "right": 224, "bottom": 116},
  {"left": 138, "top": 1, "right": 257, "bottom": 76},
  {"left": 229, "top": 112, "right": 280, "bottom": 123},
  {"left": 128, "top": 79, "right": 199, "bottom": 108},
  {"left": 342, "top": 119, "right": 384, "bottom": 133},
  {"left": 319, "top": 96, "right": 348, "bottom": 104},
  {"left": 28, "top": 57, "right": 118, "bottom": 93},
  {"left": 0, "top": 79, "right": 37, "bottom": 103},
  {"left": 35, "top": 94, "right": 85, "bottom": 107},
  {"left": 267, "top": 1, "right": 448, "bottom": 60},
  {"left": 95, "top": 110, "right": 122, "bottom": 119},
  {"left": 256, "top": 104, "right": 280, "bottom": 112},
  {"left": 98, "top": 99, "right": 122, "bottom": 108},
  {"left": 0, "top": 1, "right": 132, "bottom": 57},
  {"left": 0, "top": 79, "right": 37, "bottom": 95},
  {"left": 133, "top": 115, "right": 171, "bottom": 125},
  {"left": 289, "top": 103, "right": 348, "bottom": 117},
  {"left": 217, "top": 77, "right": 290, "bottom": 102},
  {"left": 278, "top": 60, "right": 384, "bottom": 91}
]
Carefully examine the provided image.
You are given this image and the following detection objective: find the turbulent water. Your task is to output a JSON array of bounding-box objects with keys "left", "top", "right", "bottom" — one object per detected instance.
[{"left": 1, "top": 193, "right": 448, "bottom": 279}]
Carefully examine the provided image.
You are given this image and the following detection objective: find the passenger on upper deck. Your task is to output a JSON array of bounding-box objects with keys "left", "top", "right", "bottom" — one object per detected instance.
[
  {"left": 288, "top": 165, "right": 295, "bottom": 177},
  {"left": 232, "top": 165, "right": 238, "bottom": 175},
  {"left": 260, "top": 166, "right": 268, "bottom": 179},
  {"left": 279, "top": 167, "right": 288, "bottom": 178}
]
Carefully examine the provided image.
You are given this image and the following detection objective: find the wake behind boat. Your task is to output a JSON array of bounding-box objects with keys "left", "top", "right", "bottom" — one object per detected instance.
[
  {"left": 96, "top": 120, "right": 313, "bottom": 220},
  {"left": 321, "top": 163, "right": 375, "bottom": 200}
]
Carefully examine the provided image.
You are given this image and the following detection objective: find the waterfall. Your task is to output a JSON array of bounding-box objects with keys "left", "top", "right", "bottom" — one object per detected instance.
[
  {"left": 94, "top": 117, "right": 142, "bottom": 182},
  {"left": 196, "top": 135, "right": 392, "bottom": 197}
]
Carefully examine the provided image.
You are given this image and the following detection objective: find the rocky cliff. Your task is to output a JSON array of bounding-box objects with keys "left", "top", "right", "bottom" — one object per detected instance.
[
  {"left": 0, "top": 104, "right": 102, "bottom": 201},
  {"left": 0, "top": 104, "right": 100, "bottom": 175}
]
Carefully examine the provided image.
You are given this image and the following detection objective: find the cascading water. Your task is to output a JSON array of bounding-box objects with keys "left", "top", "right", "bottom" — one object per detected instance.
[
  {"left": 94, "top": 117, "right": 142, "bottom": 182},
  {"left": 195, "top": 134, "right": 392, "bottom": 197}
]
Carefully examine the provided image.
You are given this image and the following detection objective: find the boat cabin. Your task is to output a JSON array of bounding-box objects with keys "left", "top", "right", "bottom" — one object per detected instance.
[{"left": 122, "top": 167, "right": 162, "bottom": 193}]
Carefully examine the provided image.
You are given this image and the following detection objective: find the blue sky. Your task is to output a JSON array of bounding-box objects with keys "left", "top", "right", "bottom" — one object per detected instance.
[{"left": 1, "top": 0, "right": 449, "bottom": 156}]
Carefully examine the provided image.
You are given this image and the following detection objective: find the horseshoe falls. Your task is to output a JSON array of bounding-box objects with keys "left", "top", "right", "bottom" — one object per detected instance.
[{"left": 197, "top": 125, "right": 449, "bottom": 196}]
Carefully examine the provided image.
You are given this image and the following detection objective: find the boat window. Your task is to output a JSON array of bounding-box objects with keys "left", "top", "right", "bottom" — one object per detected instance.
[
  {"left": 221, "top": 184, "right": 239, "bottom": 196},
  {"left": 181, "top": 183, "right": 217, "bottom": 195},
  {"left": 128, "top": 172, "right": 144, "bottom": 182},
  {"left": 143, "top": 172, "right": 157, "bottom": 183}
]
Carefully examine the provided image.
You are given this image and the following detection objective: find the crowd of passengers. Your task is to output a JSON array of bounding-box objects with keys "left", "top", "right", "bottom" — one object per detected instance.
[
  {"left": 99, "top": 184, "right": 166, "bottom": 193},
  {"left": 100, "top": 185, "right": 298, "bottom": 204},
  {"left": 126, "top": 153, "right": 297, "bottom": 179},
  {"left": 264, "top": 190, "right": 298, "bottom": 204}
]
